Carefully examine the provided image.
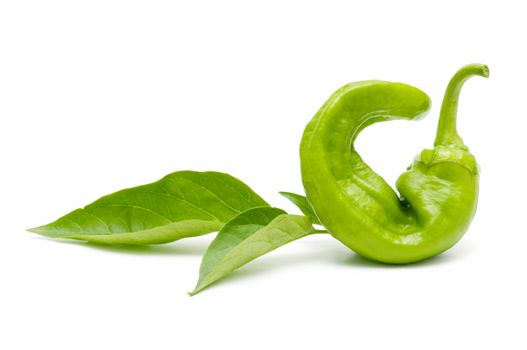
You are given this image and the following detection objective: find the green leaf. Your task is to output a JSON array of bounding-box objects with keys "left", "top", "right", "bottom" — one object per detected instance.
[
  {"left": 279, "top": 191, "right": 321, "bottom": 225},
  {"left": 189, "top": 206, "right": 314, "bottom": 295},
  {"left": 28, "top": 171, "right": 269, "bottom": 245}
]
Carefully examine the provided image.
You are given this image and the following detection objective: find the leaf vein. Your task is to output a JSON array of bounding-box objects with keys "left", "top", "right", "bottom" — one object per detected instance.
[{"left": 90, "top": 204, "right": 172, "bottom": 224}]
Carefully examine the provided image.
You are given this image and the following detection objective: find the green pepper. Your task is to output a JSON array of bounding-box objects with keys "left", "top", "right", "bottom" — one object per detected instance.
[{"left": 300, "top": 64, "right": 488, "bottom": 264}]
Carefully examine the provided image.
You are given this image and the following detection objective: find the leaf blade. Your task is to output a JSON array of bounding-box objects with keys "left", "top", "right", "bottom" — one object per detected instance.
[
  {"left": 29, "top": 171, "right": 269, "bottom": 245},
  {"left": 279, "top": 191, "right": 321, "bottom": 225},
  {"left": 190, "top": 207, "right": 314, "bottom": 295}
]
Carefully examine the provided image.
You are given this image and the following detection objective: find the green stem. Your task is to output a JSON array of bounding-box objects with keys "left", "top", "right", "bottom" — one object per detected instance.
[{"left": 434, "top": 63, "right": 489, "bottom": 148}]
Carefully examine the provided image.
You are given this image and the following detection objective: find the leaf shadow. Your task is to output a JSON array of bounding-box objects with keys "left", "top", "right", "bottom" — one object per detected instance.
[
  {"left": 195, "top": 237, "right": 475, "bottom": 294},
  {"left": 33, "top": 236, "right": 212, "bottom": 256},
  {"left": 35, "top": 234, "right": 474, "bottom": 296}
]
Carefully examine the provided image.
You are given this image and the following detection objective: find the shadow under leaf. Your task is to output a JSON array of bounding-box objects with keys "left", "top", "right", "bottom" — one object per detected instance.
[
  {"left": 34, "top": 235, "right": 213, "bottom": 256},
  {"left": 193, "top": 238, "right": 475, "bottom": 294}
]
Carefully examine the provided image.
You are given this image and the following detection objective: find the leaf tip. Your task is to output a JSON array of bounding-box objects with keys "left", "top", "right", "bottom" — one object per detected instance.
[
  {"left": 187, "top": 286, "right": 202, "bottom": 296},
  {"left": 26, "top": 226, "right": 45, "bottom": 234},
  {"left": 26, "top": 225, "right": 69, "bottom": 239}
]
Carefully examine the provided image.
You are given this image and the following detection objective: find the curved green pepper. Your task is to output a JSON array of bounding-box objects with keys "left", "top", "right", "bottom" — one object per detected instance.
[{"left": 301, "top": 64, "right": 488, "bottom": 263}]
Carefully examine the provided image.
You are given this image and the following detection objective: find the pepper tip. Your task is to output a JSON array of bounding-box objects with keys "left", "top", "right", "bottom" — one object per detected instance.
[{"left": 481, "top": 64, "right": 490, "bottom": 78}]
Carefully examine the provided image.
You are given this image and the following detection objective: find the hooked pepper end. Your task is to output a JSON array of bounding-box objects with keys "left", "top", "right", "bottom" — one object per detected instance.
[{"left": 434, "top": 63, "right": 489, "bottom": 149}]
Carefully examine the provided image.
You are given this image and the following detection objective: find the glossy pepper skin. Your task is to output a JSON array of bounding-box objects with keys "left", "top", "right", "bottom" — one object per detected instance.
[{"left": 300, "top": 64, "right": 488, "bottom": 263}]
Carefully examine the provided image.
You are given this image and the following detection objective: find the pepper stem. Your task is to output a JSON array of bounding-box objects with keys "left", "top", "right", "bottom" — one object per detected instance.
[{"left": 434, "top": 63, "right": 489, "bottom": 148}]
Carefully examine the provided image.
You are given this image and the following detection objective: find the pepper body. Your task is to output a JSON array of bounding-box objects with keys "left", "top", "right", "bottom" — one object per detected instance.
[{"left": 301, "top": 65, "right": 487, "bottom": 263}]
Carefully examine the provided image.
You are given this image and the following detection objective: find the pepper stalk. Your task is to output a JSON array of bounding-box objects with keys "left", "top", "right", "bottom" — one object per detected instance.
[{"left": 434, "top": 63, "right": 489, "bottom": 149}]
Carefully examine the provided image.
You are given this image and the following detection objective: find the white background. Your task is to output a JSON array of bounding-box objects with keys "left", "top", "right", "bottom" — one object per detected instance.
[{"left": 1, "top": 1, "right": 526, "bottom": 349}]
